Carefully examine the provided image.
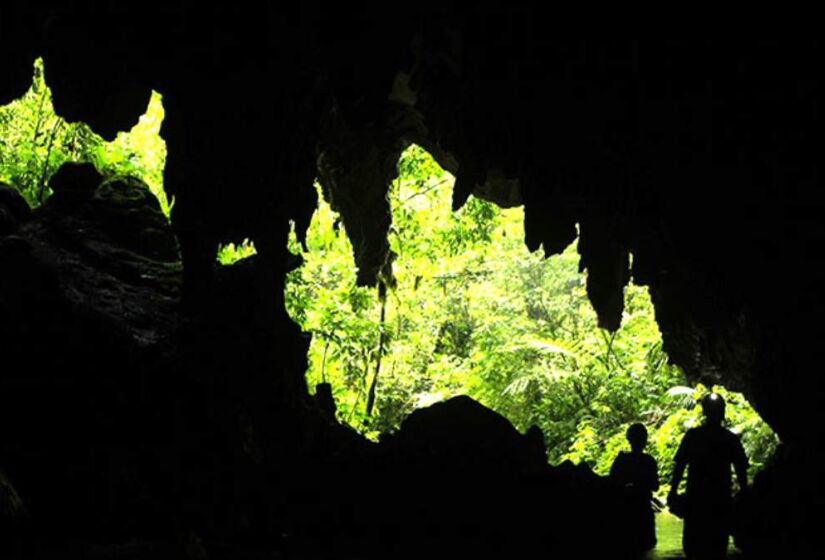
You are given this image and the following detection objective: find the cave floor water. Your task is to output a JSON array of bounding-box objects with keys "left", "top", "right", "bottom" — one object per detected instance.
[{"left": 650, "top": 512, "right": 741, "bottom": 559}]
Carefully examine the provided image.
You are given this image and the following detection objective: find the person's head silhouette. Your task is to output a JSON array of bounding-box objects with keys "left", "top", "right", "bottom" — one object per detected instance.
[
  {"left": 701, "top": 392, "right": 726, "bottom": 425},
  {"left": 626, "top": 422, "right": 648, "bottom": 453}
]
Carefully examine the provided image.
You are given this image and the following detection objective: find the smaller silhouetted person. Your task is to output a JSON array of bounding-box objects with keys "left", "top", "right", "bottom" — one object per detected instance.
[
  {"left": 669, "top": 393, "right": 749, "bottom": 559},
  {"left": 610, "top": 422, "right": 659, "bottom": 553}
]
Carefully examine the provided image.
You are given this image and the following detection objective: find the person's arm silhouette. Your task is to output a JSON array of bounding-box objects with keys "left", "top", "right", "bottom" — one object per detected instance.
[
  {"left": 732, "top": 435, "right": 749, "bottom": 492},
  {"left": 669, "top": 430, "right": 690, "bottom": 501},
  {"left": 609, "top": 452, "right": 625, "bottom": 482},
  {"left": 647, "top": 456, "right": 660, "bottom": 494}
]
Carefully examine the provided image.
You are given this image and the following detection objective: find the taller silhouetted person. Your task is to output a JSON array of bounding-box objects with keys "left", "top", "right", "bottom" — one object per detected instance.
[
  {"left": 610, "top": 422, "right": 659, "bottom": 554},
  {"left": 669, "top": 393, "right": 749, "bottom": 559}
]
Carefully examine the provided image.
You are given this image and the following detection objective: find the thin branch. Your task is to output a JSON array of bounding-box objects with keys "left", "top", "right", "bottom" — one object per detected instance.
[
  {"left": 366, "top": 284, "right": 388, "bottom": 416},
  {"left": 31, "top": 85, "right": 48, "bottom": 148},
  {"left": 597, "top": 329, "right": 612, "bottom": 371},
  {"left": 572, "top": 378, "right": 594, "bottom": 417},
  {"left": 347, "top": 353, "right": 370, "bottom": 423},
  {"left": 601, "top": 329, "right": 630, "bottom": 375},
  {"left": 399, "top": 178, "right": 450, "bottom": 205},
  {"left": 37, "top": 119, "right": 62, "bottom": 203},
  {"left": 320, "top": 338, "right": 331, "bottom": 384},
  {"left": 433, "top": 269, "right": 494, "bottom": 281}
]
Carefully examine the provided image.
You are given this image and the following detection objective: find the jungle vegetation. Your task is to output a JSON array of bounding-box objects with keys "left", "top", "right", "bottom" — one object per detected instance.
[
  {"left": 0, "top": 58, "right": 169, "bottom": 215},
  {"left": 1, "top": 61, "right": 779, "bottom": 493},
  {"left": 284, "top": 146, "right": 779, "bottom": 491}
]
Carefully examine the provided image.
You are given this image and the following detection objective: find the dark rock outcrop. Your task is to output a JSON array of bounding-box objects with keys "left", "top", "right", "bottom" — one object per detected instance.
[
  {"left": 0, "top": 182, "right": 31, "bottom": 235},
  {"left": 367, "top": 396, "right": 629, "bottom": 559},
  {"left": 0, "top": 165, "right": 182, "bottom": 543},
  {"left": 735, "top": 444, "right": 823, "bottom": 558},
  {"left": 384, "top": 395, "right": 545, "bottom": 474},
  {"left": 274, "top": 394, "right": 634, "bottom": 559},
  {"left": 0, "top": 166, "right": 341, "bottom": 557}
]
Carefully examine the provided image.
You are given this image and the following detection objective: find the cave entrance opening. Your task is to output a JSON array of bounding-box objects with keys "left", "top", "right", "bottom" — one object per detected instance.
[
  {"left": 0, "top": 57, "right": 169, "bottom": 216},
  {"left": 1, "top": 57, "right": 784, "bottom": 555},
  {"left": 281, "top": 144, "right": 779, "bottom": 487},
  {"left": 0, "top": 59, "right": 779, "bottom": 497}
]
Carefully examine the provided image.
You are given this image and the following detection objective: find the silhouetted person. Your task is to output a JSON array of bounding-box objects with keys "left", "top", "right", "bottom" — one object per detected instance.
[
  {"left": 669, "top": 393, "right": 749, "bottom": 559},
  {"left": 611, "top": 423, "right": 659, "bottom": 554}
]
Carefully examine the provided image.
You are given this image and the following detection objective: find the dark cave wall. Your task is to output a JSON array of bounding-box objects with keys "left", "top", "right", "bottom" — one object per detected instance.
[{"left": 2, "top": 3, "right": 825, "bottom": 555}]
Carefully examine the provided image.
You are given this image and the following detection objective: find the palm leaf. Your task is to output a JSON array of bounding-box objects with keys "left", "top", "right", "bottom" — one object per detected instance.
[
  {"left": 667, "top": 385, "right": 696, "bottom": 409},
  {"left": 523, "top": 336, "right": 581, "bottom": 360},
  {"left": 503, "top": 375, "right": 534, "bottom": 396}
]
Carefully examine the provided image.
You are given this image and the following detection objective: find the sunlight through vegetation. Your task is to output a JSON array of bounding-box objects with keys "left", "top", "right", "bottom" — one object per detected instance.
[
  {"left": 0, "top": 58, "right": 169, "bottom": 215},
  {"left": 217, "top": 238, "right": 258, "bottom": 265},
  {"left": 285, "top": 145, "right": 779, "bottom": 490}
]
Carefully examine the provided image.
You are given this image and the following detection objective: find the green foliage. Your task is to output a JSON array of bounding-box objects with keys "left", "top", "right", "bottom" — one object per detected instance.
[
  {"left": 0, "top": 58, "right": 169, "bottom": 215},
  {"left": 1, "top": 58, "right": 75, "bottom": 206},
  {"left": 85, "top": 91, "right": 170, "bottom": 216},
  {"left": 217, "top": 238, "right": 258, "bottom": 265},
  {"left": 285, "top": 185, "right": 383, "bottom": 435},
  {"left": 286, "top": 147, "right": 780, "bottom": 485}
]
